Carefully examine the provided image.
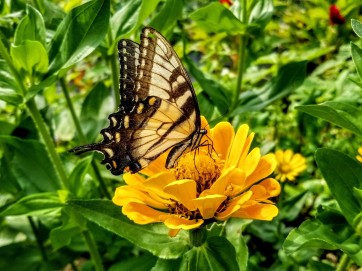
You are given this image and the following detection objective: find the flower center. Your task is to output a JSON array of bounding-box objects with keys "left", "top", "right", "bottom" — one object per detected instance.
[
  {"left": 278, "top": 163, "right": 291, "bottom": 173},
  {"left": 173, "top": 150, "right": 223, "bottom": 193}
]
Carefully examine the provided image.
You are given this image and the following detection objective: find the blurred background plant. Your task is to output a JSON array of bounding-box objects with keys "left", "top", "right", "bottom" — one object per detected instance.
[{"left": 0, "top": 0, "right": 362, "bottom": 270}]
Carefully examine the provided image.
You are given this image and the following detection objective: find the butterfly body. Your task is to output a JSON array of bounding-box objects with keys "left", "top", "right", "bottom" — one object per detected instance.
[{"left": 70, "top": 27, "right": 205, "bottom": 175}]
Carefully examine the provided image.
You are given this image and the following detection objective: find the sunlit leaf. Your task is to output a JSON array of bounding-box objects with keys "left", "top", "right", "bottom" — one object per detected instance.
[
  {"left": 351, "top": 43, "right": 362, "bottom": 82},
  {"left": 297, "top": 102, "right": 362, "bottom": 137},
  {"left": 68, "top": 199, "right": 189, "bottom": 258},
  {"left": 0, "top": 192, "right": 63, "bottom": 216},
  {"left": 11, "top": 40, "right": 48, "bottom": 75},
  {"left": 14, "top": 5, "right": 46, "bottom": 46},
  {"left": 48, "top": 0, "right": 110, "bottom": 74},
  {"left": 190, "top": 2, "right": 245, "bottom": 35},
  {"left": 284, "top": 208, "right": 362, "bottom": 266},
  {"left": 351, "top": 19, "right": 362, "bottom": 39},
  {"left": 315, "top": 148, "right": 362, "bottom": 226}
]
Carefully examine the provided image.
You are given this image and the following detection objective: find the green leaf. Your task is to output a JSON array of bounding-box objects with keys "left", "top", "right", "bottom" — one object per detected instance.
[
  {"left": 109, "top": 253, "right": 157, "bottom": 271},
  {"left": 11, "top": 40, "right": 48, "bottom": 75},
  {"left": 14, "top": 5, "right": 46, "bottom": 46},
  {"left": 197, "top": 92, "right": 215, "bottom": 121},
  {"left": 0, "top": 88, "right": 23, "bottom": 105},
  {"left": 248, "top": 0, "right": 274, "bottom": 29},
  {"left": 110, "top": 0, "right": 161, "bottom": 52},
  {"left": 315, "top": 148, "right": 362, "bottom": 226},
  {"left": 351, "top": 19, "right": 362, "bottom": 39},
  {"left": 149, "top": 0, "right": 184, "bottom": 36},
  {"left": 180, "top": 236, "right": 239, "bottom": 271},
  {"left": 67, "top": 199, "right": 189, "bottom": 258},
  {"left": 279, "top": 191, "right": 311, "bottom": 222},
  {"left": 25, "top": 74, "right": 57, "bottom": 102},
  {"left": 0, "top": 60, "right": 23, "bottom": 104},
  {"left": 151, "top": 258, "right": 182, "bottom": 271},
  {"left": 235, "top": 61, "right": 306, "bottom": 114},
  {"left": 0, "top": 192, "right": 64, "bottom": 216},
  {"left": 184, "top": 56, "right": 231, "bottom": 114},
  {"left": 351, "top": 43, "right": 362, "bottom": 82},
  {"left": 0, "top": 136, "right": 61, "bottom": 193},
  {"left": 48, "top": 0, "right": 110, "bottom": 74},
  {"left": 190, "top": 2, "right": 245, "bottom": 35},
  {"left": 284, "top": 208, "right": 362, "bottom": 266},
  {"left": 297, "top": 102, "right": 362, "bottom": 137}
]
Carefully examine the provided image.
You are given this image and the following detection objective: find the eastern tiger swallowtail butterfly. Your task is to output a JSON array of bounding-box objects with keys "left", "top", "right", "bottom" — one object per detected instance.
[{"left": 70, "top": 27, "right": 206, "bottom": 175}]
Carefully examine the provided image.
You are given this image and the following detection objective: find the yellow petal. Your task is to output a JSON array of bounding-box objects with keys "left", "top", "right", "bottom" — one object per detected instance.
[
  {"left": 216, "top": 191, "right": 252, "bottom": 220},
  {"left": 192, "top": 194, "right": 227, "bottom": 219},
  {"left": 238, "top": 147, "right": 261, "bottom": 176},
  {"left": 140, "top": 152, "right": 168, "bottom": 176},
  {"left": 164, "top": 179, "right": 197, "bottom": 211},
  {"left": 164, "top": 216, "right": 204, "bottom": 230},
  {"left": 245, "top": 153, "right": 276, "bottom": 188},
  {"left": 113, "top": 186, "right": 168, "bottom": 208},
  {"left": 357, "top": 155, "right": 362, "bottom": 163},
  {"left": 259, "top": 178, "right": 281, "bottom": 198},
  {"left": 168, "top": 229, "right": 181, "bottom": 237},
  {"left": 211, "top": 122, "right": 235, "bottom": 160},
  {"left": 225, "top": 124, "right": 249, "bottom": 168},
  {"left": 122, "top": 202, "right": 171, "bottom": 224},
  {"left": 208, "top": 167, "right": 235, "bottom": 195},
  {"left": 123, "top": 172, "right": 146, "bottom": 185},
  {"left": 143, "top": 171, "right": 176, "bottom": 199},
  {"left": 233, "top": 203, "right": 278, "bottom": 221}
]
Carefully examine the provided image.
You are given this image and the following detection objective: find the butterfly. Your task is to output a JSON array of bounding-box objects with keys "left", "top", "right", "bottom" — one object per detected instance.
[{"left": 70, "top": 27, "right": 206, "bottom": 175}]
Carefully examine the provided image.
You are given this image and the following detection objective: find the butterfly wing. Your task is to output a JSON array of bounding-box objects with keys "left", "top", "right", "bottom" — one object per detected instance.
[{"left": 70, "top": 27, "right": 202, "bottom": 175}]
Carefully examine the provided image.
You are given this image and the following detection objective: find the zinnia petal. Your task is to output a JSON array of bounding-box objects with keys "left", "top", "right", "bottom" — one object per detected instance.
[
  {"left": 122, "top": 202, "right": 171, "bottom": 224},
  {"left": 192, "top": 194, "right": 227, "bottom": 219},
  {"left": 233, "top": 203, "right": 279, "bottom": 221},
  {"left": 164, "top": 216, "right": 204, "bottom": 230},
  {"left": 164, "top": 179, "right": 197, "bottom": 211},
  {"left": 216, "top": 191, "right": 253, "bottom": 220},
  {"left": 211, "top": 122, "right": 234, "bottom": 160},
  {"left": 245, "top": 153, "right": 276, "bottom": 188}
]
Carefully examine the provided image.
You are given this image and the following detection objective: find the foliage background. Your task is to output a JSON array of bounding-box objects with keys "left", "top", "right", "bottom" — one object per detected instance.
[{"left": 0, "top": 0, "right": 362, "bottom": 270}]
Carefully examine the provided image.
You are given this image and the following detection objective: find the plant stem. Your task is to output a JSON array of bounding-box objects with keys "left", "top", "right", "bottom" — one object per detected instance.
[
  {"left": 189, "top": 227, "right": 206, "bottom": 247},
  {"left": 26, "top": 98, "right": 69, "bottom": 189},
  {"left": 233, "top": 0, "right": 248, "bottom": 110},
  {"left": 82, "top": 231, "right": 104, "bottom": 271},
  {"left": 59, "top": 78, "right": 111, "bottom": 199},
  {"left": 0, "top": 34, "right": 69, "bottom": 189},
  {"left": 28, "top": 216, "right": 48, "bottom": 262},
  {"left": 107, "top": 31, "right": 120, "bottom": 109},
  {"left": 336, "top": 253, "right": 350, "bottom": 271}
]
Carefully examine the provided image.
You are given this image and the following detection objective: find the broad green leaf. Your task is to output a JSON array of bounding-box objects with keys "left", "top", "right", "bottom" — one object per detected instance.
[
  {"left": 190, "top": 2, "right": 245, "bottom": 35},
  {"left": 351, "top": 19, "right": 362, "bottom": 39},
  {"left": 0, "top": 88, "right": 23, "bottom": 105},
  {"left": 351, "top": 43, "right": 362, "bottom": 82},
  {"left": 0, "top": 192, "right": 64, "bottom": 216},
  {"left": 68, "top": 199, "right": 189, "bottom": 258},
  {"left": 197, "top": 92, "right": 215, "bottom": 122},
  {"left": 109, "top": 253, "right": 157, "bottom": 271},
  {"left": 151, "top": 258, "right": 182, "bottom": 271},
  {"left": 11, "top": 40, "right": 48, "bottom": 75},
  {"left": 284, "top": 208, "right": 362, "bottom": 266},
  {"left": 0, "top": 136, "right": 61, "bottom": 193},
  {"left": 235, "top": 61, "right": 306, "bottom": 114},
  {"left": 149, "top": 0, "right": 184, "bottom": 36},
  {"left": 248, "top": 0, "right": 273, "bottom": 28},
  {"left": 180, "top": 236, "right": 239, "bottom": 271},
  {"left": 110, "top": 0, "right": 161, "bottom": 52},
  {"left": 184, "top": 56, "right": 231, "bottom": 114},
  {"left": 80, "top": 82, "right": 112, "bottom": 141},
  {"left": 0, "top": 243, "right": 43, "bottom": 271},
  {"left": 48, "top": 0, "right": 110, "bottom": 74},
  {"left": 297, "top": 102, "right": 362, "bottom": 137},
  {"left": 0, "top": 60, "right": 22, "bottom": 104},
  {"left": 315, "top": 148, "right": 362, "bottom": 226},
  {"left": 14, "top": 5, "right": 46, "bottom": 46},
  {"left": 279, "top": 191, "right": 311, "bottom": 222},
  {"left": 25, "top": 74, "right": 57, "bottom": 102},
  {"left": 225, "top": 219, "right": 250, "bottom": 271}
]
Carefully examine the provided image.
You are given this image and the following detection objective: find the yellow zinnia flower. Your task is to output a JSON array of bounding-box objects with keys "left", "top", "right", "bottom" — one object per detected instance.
[
  {"left": 356, "top": 148, "right": 362, "bottom": 163},
  {"left": 113, "top": 117, "right": 280, "bottom": 236},
  {"left": 274, "top": 149, "right": 306, "bottom": 182}
]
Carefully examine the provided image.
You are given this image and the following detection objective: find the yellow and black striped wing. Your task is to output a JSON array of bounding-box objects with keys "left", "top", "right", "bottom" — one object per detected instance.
[{"left": 70, "top": 27, "right": 202, "bottom": 175}]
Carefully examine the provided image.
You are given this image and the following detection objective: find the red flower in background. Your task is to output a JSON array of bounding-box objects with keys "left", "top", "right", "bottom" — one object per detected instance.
[
  {"left": 329, "top": 4, "right": 345, "bottom": 25},
  {"left": 219, "top": 0, "right": 233, "bottom": 6}
]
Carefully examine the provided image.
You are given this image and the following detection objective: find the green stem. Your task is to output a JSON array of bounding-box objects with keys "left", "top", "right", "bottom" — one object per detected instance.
[
  {"left": 0, "top": 34, "right": 69, "bottom": 189},
  {"left": 59, "top": 78, "right": 111, "bottom": 199},
  {"left": 189, "top": 227, "right": 206, "bottom": 247},
  {"left": 28, "top": 216, "right": 48, "bottom": 262},
  {"left": 26, "top": 98, "right": 69, "bottom": 189},
  {"left": 336, "top": 253, "right": 350, "bottom": 271},
  {"left": 233, "top": 0, "right": 248, "bottom": 110},
  {"left": 82, "top": 231, "right": 104, "bottom": 271},
  {"left": 107, "top": 31, "right": 120, "bottom": 109}
]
